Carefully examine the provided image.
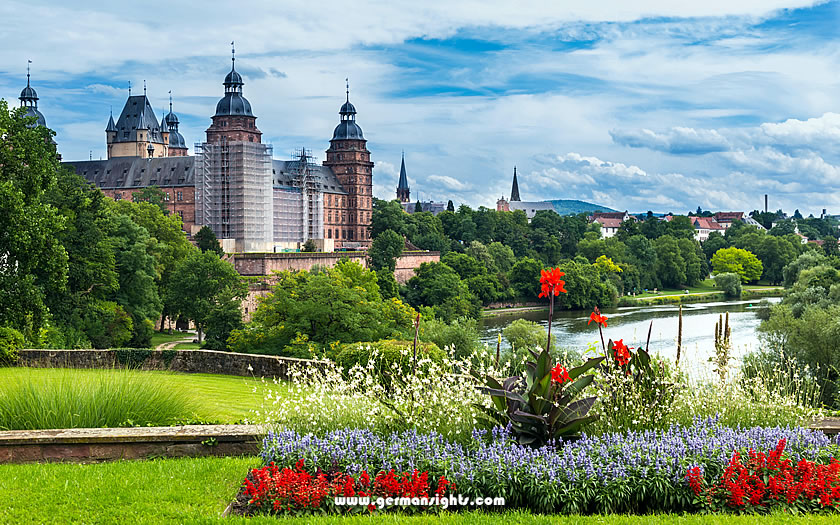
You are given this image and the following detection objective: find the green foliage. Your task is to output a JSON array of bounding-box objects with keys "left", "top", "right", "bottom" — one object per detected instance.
[
  {"left": 330, "top": 340, "right": 445, "bottom": 376},
  {"left": 160, "top": 348, "right": 178, "bottom": 367},
  {"left": 114, "top": 347, "right": 153, "bottom": 368},
  {"left": 556, "top": 257, "right": 618, "bottom": 310},
  {"left": 202, "top": 296, "right": 245, "bottom": 351},
  {"left": 711, "top": 247, "right": 763, "bottom": 283},
  {"left": 714, "top": 272, "right": 743, "bottom": 298},
  {"left": 194, "top": 225, "right": 224, "bottom": 256},
  {"left": 367, "top": 229, "right": 403, "bottom": 272},
  {"left": 509, "top": 257, "right": 542, "bottom": 301},
  {"left": 405, "top": 261, "right": 480, "bottom": 321},
  {"left": 0, "top": 100, "right": 68, "bottom": 339},
  {"left": 487, "top": 241, "right": 516, "bottom": 273},
  {"left": 83, "top": 301, "right": 133, "bottom": 349},
  {"left": 0, "top": 367, "right": 204, "bottom": 430},
  {"left": 0, "top": 327, "right": 24, "bottom": 364},
  {"left": 476, "top": 348, "right": 604, "bottom": 446},
  {"left": 654, "top": 235, "right": 686, "bottom": 288},
  {"left": 107, "top": 213, "right": 162, "bottom": 331},
  {"left": 231, "top": 260, "right": 416, "bottom": 353},
  {"left": 131, "top": 186, "right": 169, "bottom": 214},
  {"left": 302, "top": 239, "right": 317, "bottom": 252},
  {"left": 502, "top": 319, "right": 554, "bottom": 365},
  {"left": 166, "top": 250, "right": 247, "bottom": 342},
  {"left": 418, "top": 316, "right": 481, "bottom": 360}
]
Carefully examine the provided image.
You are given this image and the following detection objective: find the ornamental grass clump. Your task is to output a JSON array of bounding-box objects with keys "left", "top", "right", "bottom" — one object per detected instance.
[{"left": 0, "top": 367, "right": 204, "bottom": 430}]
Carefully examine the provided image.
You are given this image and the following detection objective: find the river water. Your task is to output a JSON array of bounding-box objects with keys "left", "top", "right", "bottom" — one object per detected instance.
[{"left": 479, "top": 297, "right": 781, "bottom": 378}]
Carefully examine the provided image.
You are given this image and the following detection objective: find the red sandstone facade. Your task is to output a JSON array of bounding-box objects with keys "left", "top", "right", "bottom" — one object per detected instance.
[{"left": 323, "top": 139, "right": 374, "bottom": 247}]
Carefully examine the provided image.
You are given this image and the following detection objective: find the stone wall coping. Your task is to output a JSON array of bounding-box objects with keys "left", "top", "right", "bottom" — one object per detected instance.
[
  {"left": 20, "top": 347, "right": 326, "bottom": 365},
  {"left": 0, "top": 424, "right": 264, "bottom": 446},
  {"left": 233, "top": 250, "right": 439, "bottom": 259}
]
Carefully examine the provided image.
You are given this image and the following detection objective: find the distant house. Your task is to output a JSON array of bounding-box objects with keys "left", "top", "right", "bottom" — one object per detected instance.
[
  {"left": 714, "top": 212, "right": 765, "bottom": 230},
  {"left": 590, "top": 211, "right": 631, "bottom": 238},
  {"left": 691, "top": 217, "right": 726, "bottom": 242}
]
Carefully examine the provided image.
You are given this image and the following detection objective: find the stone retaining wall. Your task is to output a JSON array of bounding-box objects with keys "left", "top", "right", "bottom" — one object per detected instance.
[
  {"left": 16, "top": 348, "right": 324, "bottom": 379},
  {"left": 0, "top": 425, "right": 262, "bottom": 463}
]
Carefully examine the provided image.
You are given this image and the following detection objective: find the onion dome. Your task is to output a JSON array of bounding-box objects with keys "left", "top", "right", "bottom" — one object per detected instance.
[
  {"left": 332, "top": 81, "right": 364, "bottom": 140},
  {"left": 214, "top": 44, "right": 253, "bottom": 117},
  {"left": 19, "top": 66, "right": 46, "bottom": 128}
]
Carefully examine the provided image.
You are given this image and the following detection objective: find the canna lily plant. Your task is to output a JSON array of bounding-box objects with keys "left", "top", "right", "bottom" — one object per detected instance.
[{"left": 473, "top": 349, "right": 604, "bottom": 447}]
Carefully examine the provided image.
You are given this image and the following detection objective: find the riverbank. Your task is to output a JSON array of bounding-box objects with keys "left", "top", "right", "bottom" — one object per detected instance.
[
  {"left": 617, "top": 287, "right": 782, "bottom": 307},
  {"left": 483, "top": 287, "right": 783, "bottom": 316}
]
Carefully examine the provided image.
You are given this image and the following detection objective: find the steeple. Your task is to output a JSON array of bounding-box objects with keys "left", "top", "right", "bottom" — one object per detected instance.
[
  {"left": 397, "top": 151, "right": 410, "bottom": 203},
  {"left": 510, "top": 166, "right": 521, "bottom": 202},
  {"left": 106, "top": 110, "right": 117, "bottom": 132}
]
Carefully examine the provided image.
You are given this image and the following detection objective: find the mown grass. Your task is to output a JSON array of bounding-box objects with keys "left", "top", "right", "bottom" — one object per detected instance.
[
  {"left": 0, "top": 456, "right": 836, "bottom": 524},
  {"left": 0, "top": 368, "right": 273, "bottom": 428},
  {"left": 174, "top": 341, "right": 203, "bottom": 350},
  {"left": 150, "top": 330, "right": 193, "bottom": 347}
]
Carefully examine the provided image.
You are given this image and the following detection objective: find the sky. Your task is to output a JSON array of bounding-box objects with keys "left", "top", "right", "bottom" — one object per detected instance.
[{"left": 1, "top": 0, "right": 839, "bottom": 215}]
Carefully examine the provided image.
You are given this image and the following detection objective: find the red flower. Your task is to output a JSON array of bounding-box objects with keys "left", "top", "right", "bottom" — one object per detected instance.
[
  {"left": 588, "top": 311, "right": 608, "bottom": 327},
  {"left": 612, "top": 339, "right": 631, "bottom": 367},
  {"left": 550, "top": 364, "right": 571, "bottom": 385},
  {"left": 539, "top": 267, "right": 567, "bottom": 298}
]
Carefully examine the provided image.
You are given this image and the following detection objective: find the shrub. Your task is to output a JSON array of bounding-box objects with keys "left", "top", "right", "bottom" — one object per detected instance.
[
  {"left": 0, "top": 368, "right": 205, "bottom": 430},
  {"left": 418, "top": 316, "right": 480, "bottom": 360},
  {"left": 715, "top": 272, "right": 743, "bottom": 298},
  {"left": 330, "top": 340, "right": 445, "bottom": 376},
  {"left": 0, "top": 327, "right": 24, "bottom": 365}
]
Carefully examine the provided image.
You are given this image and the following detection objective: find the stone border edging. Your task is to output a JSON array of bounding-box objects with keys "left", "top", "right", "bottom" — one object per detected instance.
[
  {"left": 0, "top": 424, "right": 264, "bottom": 463},
  {"left": 15, "top": 348, "right": 325, "bottom": 379}
]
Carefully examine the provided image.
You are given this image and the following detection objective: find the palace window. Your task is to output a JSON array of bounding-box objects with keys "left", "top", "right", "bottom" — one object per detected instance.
[{"left": 177, "top": 191, "right": 183, "bottom": 201}]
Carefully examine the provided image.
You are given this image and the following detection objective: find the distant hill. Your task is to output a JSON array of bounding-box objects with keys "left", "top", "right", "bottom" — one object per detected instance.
[{"left": 544, "top": 199, "right": 618, "bottom": 216}]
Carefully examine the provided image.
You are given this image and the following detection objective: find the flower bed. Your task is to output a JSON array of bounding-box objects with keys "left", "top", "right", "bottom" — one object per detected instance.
[{"left": 249, "top": 418, "right": 840, "bottom": 515}]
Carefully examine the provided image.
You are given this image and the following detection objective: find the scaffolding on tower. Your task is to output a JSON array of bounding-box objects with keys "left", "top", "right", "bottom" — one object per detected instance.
[{"left": 289, "top": 147, "right": 323, "bottom": 242}]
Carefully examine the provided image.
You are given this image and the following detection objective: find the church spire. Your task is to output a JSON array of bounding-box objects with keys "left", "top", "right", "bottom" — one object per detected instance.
[
  {"left": 510, "top": 166, "right": 520, "bottom": 202},
  {"left": 397, "top": 151, "right": 410, "bottom": 203}
]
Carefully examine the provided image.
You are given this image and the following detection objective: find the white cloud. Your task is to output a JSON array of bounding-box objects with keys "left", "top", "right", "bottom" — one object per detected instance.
[
  {"left": 427, "top": 174, "right": 471, "bottom": 191},
  {"left": 610, "top": 126, "right": 730, "bottom": 154}
]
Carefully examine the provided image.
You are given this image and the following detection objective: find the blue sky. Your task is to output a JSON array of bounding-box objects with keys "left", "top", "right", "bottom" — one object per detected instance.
[{"left": 1, "top": 0, "right": 839, "bottom": 214}]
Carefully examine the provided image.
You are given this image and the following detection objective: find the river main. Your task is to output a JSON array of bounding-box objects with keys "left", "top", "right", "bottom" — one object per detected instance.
[{"left": 480, "top": 297, "right": 782, "bottom": 378}]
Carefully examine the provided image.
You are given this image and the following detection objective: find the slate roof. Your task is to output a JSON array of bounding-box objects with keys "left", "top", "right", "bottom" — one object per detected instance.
[
  {"left": 398, "top": 155, "right": 409, "bottom": 190},
  {"left": 594, "top": 218, "right": 623, "bottom": 229},
  {"left": 271, "top": 160, "right": 347, "bottom": 195},
  {"left": 65, "top": 157, "right": 196, "bottom": 189},
  {"left": 112, "top": 96, "right": 166, "bottom": 144}
]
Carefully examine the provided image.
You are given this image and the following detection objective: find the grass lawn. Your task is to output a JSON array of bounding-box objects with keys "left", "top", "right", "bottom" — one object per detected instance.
[
  {"left": 174, "top": 341, "right": 203, "bottom": 350},
  {"left": 149, "top": 330, "right": 194, "bottom": 348},
  {"left": 630, "top": 279, "right": 782, "bottom": 299},
  {"left": 0, "top": 368, "right": 276, "bottom": 425},
  {"left": 0, "top": 456, "right": 836, "bottom": 524}
]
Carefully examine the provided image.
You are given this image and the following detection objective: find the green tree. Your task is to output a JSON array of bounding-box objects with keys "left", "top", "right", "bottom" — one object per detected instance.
[
  {"left": 556, "top": 256, "right": 618, "bottom": 310},
  {"left": 678, "top": 238, "right": 704, "bottom": 285},
  {"left": 234, "top": 260, "right": 416, "bottom": 353},
  {"left": 754, "top": 235, "right": 798, "bottom": 285},
  {"left": 194, "top": 225, "right": 224, "bottom": 256},
  {"left": 653, "top": 235, "right": 686, "bottom": 288},
  {"left": 302, "top": 239, "right": 317, "bottom": 252},
  {"left": 441, "top": 252, "right": 486, "bottom": 280},
  {"left": 503, "top": 318, "right": 555, "bottom": 365},
  {"left": 447, "top": 200, "right": 455, "bottom": 212},
  {"left": 368, "top": 230, "right": 404, "bottom": 272},
  {"left": 203, "top": 293, "right": 245, "bottom": 351},
  {"left": 702, "top": 232, "right": 728, "bottom": 262},
  {"left": 487, "top": 242, "right": 516, "bottom": 273},
  {"left": 167, "top": 251, "right": 247, "bottom": 343},
  {"left": 666, "top": 215, "right": 696, "bottom": 239},
  {"left": 0, "top": 100, "right": 68, "bottom": 339},
  {"left": 508, "top": 257, "right": 542, "bottom": 301},
  {"left": 107, "top": 214, "right": 162, "bottom": 346},
  {"left": 615, "top": 219, "right": 642, "bottom": 242},
  {"left": 711, "top": 247, "right": 763, "bottom": 283},
  {"left": 715, "top": 273, "right": 742, "bottom": 298},
  {"left": 626, "top": 235, "right": 659, "bottom": 290},
  {"left": 405, "top": 262, "right": 479, "bottom": 321},
  {"left": 370, "top": 199, "right": 408, "bottom": 239},
  {"left": 132, "top": 186, "right": 169, "bottom": 214},
  {"left": 466, "top": 241, "right": 498, "bottom": 274}
]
